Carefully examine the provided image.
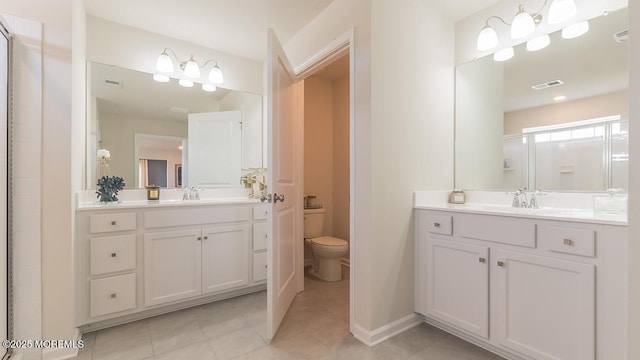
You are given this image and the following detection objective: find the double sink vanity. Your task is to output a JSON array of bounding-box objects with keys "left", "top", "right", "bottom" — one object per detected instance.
[
  {"left": 74, "top": 190, "right": 269, "bottom": 330},
  {"left": 414, "top": 191, "right": 627, "bottom": 360}
]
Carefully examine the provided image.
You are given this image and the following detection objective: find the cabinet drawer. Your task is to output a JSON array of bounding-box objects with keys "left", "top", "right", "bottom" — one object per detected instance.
[
  {"left": 457, "top": 214, "right": 536, "bottom": 248},
  {"left": 90, "top": 213, "right": 137, "bottom": 234},
  {"left": 253, "top": 252, "right": 267, "bottom": 282},
  {"left": 90, "top": 273, "right": 136, "bottom": 317},
  {"left": 145, "top": 206, "right": 249, "bottom": 228},
  {"left": 253, "top": 205, "right": 269, "bottom": 220},
  {"left": 253, "top": 223, "right": 268, "bottom": 251},
  {"left": 426, "top": 214, "right": 453, "bottom": 235},
  {"left": 90, "top": 234, "right": 136, "bottom": 276},
  {"left": 539, "top": 225, "right": 596, "bottom": 258}
]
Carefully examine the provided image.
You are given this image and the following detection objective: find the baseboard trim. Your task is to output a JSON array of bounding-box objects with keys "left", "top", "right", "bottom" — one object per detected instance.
[
  {"left": 41, "top": 328, "right": 82, "bottom": 360},
  {"left": 352, "top": 313, "right": 422, "bottom": 346}
]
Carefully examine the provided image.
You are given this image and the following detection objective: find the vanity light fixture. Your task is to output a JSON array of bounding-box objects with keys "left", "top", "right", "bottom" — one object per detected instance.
[
  {"left": 154, "top": 48, "right": 224, "bottom": 91},
  {"left": 476, "top": 0, "right": 579, "bottom": 59},
  {"left": 562, "top": 20, "right": 589, "bottom": 39},
  {"left": 493, "top": 47, "right": 514, "bottom": 62}
]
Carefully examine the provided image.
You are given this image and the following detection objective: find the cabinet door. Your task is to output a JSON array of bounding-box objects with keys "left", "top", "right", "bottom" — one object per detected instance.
[
  {"left": 144, "top": 229, "right": 202, "bottom": 306},
  {"left": 426, "top": 237, "right": 489, "bottom": 338},
  {"left": 492, "top": 249, "right": 595, "bottom": 360},
  {"left": 201, "top": 224, "right": 250, "bottom": 294}
]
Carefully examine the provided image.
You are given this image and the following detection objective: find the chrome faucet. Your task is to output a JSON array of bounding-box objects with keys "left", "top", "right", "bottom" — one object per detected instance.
[
  {"left": 511, "top": 189, "right": 546, "bottom": 208},
  {"left": 182, "top": 187, "right": 202, "bottom": 200}
]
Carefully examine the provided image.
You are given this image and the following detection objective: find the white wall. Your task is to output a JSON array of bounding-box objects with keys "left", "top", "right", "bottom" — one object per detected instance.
[
  {"left": 505, "top": 90, "right": 629, "bottom": 134},
  {"left": 0, "top": 1, "right": 77, "bottom": 360},
  {"left": 455, "top": 55, "right": 504, "bottom": 190},
  {"left": 86, "top": 16, "right": 262, "bottom": 95},
  {"left": 1, "top": 13, "right": 43, "bottom": 360},
  {"left": 369, "top": 0, "right": 454, "bottom": 331},
  {"left": 628, "top": 2, "right": 639, "bottom": 358}
]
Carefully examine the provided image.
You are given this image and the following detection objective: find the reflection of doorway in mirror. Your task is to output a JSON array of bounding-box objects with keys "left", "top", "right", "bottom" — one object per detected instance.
[
  {"left": 175, "top": 164, "right": 182, "bottom": 187},
  {"left": 134, "top": 133, "right": 184, "bottom": 188}
]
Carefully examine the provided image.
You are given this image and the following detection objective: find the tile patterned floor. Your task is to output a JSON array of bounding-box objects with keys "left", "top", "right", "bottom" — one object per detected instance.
[{"left": 74, "top": 267, "right": 504, "bottom": 359}]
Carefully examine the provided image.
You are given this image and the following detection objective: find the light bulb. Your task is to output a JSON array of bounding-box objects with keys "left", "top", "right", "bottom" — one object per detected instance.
[
  {"left": 183, "top": 55, "right": 200, "bottom": 78},
  {"left": 153, "top": 74, "right": 170, "bottom": 82},
  {"left": 477, "top": 25, "right": 499, "bottom": 51},
  {"left": 156, "top": 51, "right": 174, "bottom": 73},
  {"left": 562, "top": 20, "right": 589, "bottom": 39},
  {"left": 548, "top": 0, "right": 577, "bottom": 24},
  {"left": 179, "top": 79, "right": 194, "bottom": 87},
  {"left": 527, "top": 34, "right": 551, "bottom": 51},
  {"left": 208, "top": 65, "right": 224, "bottom": 84},
  {"left": 202, "top": 83, "right": 217, "bottom": 92},
  {"left": 493, "top": 47, "right": 514, "bottom": 62},
  {"left": 511, "top": 6, "right": 536, "bottom": 39}
]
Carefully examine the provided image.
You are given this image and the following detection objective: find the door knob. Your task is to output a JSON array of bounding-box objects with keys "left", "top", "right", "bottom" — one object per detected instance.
[
  {"left": 260, "top": 194, "right": 272, "bottom": 203},
  {"left": 274, "top": 193, "right": 285, "bottom": 203}
]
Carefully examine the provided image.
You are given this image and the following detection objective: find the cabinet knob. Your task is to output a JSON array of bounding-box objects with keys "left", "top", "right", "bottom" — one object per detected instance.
[
  {"left": 197, "top": 236, "right": 202, "bottom": 241},
  {"left": 563, "top": 238, "right": 573, "bottom": 246},
  {"left": 434, "top": 222, "right": 441, "bottom": 228},
  {"left": 111, "top": 220, "right": 117, "bottom": 226},
  {"left": 479, "top": 257, "right": 486, "bottom": 263},
  {"left": 497, "top": 261, "right": 505, "bottom": 267},
  {"left": 111, "top": 252, "right": 117, "bottom": 258},
  {"left": 110, "top": 293, "right": 117, "bottom": 299},
  {"left": 204, "top": 236, "right": 208, "bottom": 240}
]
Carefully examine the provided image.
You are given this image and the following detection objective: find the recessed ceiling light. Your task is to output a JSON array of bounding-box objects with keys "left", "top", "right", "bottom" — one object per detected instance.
[
  {"left": 553, "top": 95, "right": 567, "bottom": 101},
  {"left": 169, "top": 106, "right": 189, "bottom": 114}
]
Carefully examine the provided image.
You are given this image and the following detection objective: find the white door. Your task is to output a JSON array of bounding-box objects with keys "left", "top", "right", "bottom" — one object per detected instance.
[
  {"left": 426, "top": 238, "right": 489, "bottom": 338},
  {"left": 188, "top": 110, "right": 242, "bottom": 187},
  {"left": 144, "top": 229, "right": 202, "bottom": 306},
  {"left": 266, "top": 29, "right": 302, "bottom": 339},
  {"left": 492, "top": 249, "right": 595, "bottom": 360},
  {"left": 201, "top": 224, "right": 250, "bottom": 294}
]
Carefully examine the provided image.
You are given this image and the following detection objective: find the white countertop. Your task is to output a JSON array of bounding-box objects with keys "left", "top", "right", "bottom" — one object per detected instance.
[
  {"left": 414, "top": 191, "right": 627, "bottom": 226},
  {"left": 76, "top": 188, "right": 263, "bottom": 210}
]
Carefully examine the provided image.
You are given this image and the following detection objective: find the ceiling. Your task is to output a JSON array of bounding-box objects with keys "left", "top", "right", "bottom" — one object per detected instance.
[{"left": 85, "top": 0, "right": 501, "bottom": 62}]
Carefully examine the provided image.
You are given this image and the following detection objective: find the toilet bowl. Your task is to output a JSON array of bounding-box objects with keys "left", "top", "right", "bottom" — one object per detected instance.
[{"left": 304, "top": 208, "right": 348, "bottom": 282}]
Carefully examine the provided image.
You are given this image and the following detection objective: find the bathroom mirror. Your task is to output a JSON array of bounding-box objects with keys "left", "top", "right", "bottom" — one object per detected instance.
[
  {"left": 454, "top": 7, "right": 628, "bottom": 192},
  {"left": 86, "top": 61, "right": 263, "bottom": 189}
]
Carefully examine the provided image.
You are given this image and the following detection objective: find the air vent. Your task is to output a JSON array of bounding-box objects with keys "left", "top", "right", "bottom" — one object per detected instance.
[
  {"left": 614, "top": 29, "right": 629, "bottom": 43},
  {"left": 104, "top": 79, "right": 123, "bottom": 88},
  {"left": 532, "top": 80, "right": 564, "bottom": 90}
]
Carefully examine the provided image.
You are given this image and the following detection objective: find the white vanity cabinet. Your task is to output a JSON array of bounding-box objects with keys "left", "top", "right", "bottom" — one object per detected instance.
[
  {"left": 76, "top": 202, "right": 267, "bottom": 329},
  {"left": 415, "top": 209, "right": 627, "bottom": 360}
]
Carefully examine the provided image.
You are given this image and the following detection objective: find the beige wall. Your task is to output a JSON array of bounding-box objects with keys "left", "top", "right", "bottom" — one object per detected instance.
[
  {"left": 303, "top": 70, "right": 350, "bottom": 249},
  {"left": 505, "top": 90, "right": 629, "bottom": 135},
  {"left": 332, "top": 75, "right": 350, "bottom": 245},
  {"left": 304, "top": 76, "right": 335, "bottom": 235},
  {"left": 99, "top": 112, "right": 187, "bottom": 188}
]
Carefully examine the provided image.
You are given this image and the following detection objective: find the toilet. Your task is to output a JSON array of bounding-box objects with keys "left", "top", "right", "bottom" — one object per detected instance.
[{"left": 303, "top": 208, "right": 349, "bottom": 282}]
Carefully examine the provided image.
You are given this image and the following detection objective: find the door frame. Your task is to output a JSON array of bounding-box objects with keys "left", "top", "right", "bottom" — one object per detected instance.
[{"left": 293, "top": 28, "right": 356, "bottom": 333}]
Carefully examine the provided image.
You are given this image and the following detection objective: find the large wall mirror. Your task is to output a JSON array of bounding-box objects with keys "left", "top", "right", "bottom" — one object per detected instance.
[
  {"left": 86, "top": 62, "right": 263, "bottom": 189},
  {"left": 455, "top": 6, "right": 628, "bottom": 192}
]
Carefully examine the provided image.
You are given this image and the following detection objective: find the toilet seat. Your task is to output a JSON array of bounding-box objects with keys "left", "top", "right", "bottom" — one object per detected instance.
[{"left": 310, "top": 236, "right": 347, "bottom": 246}]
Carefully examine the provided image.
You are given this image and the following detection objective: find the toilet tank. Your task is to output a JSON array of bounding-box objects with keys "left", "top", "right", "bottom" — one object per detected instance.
[{"left": 303, "top": 208, "right": 326, "bottom": 238}]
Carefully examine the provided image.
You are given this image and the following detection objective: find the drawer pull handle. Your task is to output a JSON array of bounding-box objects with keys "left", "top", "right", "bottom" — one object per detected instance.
[
  {"left": 479, "top": 257, "right": 486, "bottom": 263},
  {"left": 111, "top": 221, "right": 117, "bottom": 226},
  {"left": 563, "top": 238, "right": 573, "bottom": 246},
  {"left": 111, "top": 252, "right": 117, "bottom": 258},
  {"left": 497, "top": 261, "right": 505, "bottom": 267},
  {"left": 110, "top": 293, "right": 117, "bottom": 299},
  {"left": 434, "top": 223, "right": 441, "bottom": 228}
]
